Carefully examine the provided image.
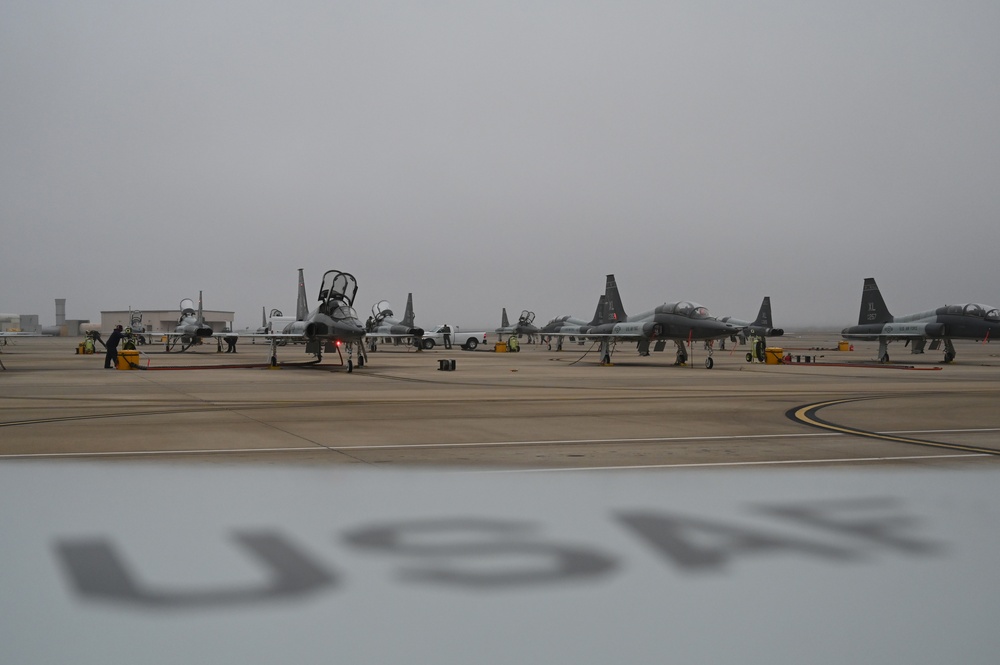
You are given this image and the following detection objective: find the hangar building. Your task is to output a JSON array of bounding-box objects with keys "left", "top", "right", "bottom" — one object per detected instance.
[{"left": 100, "top": 308, "right": 235, "bottom": 334}]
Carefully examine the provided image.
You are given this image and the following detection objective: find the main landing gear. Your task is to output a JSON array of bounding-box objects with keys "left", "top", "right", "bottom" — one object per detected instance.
[
  {"left": 877, "top": 338, "right": 890, "bottom": 364},
  {"left": 600, "top": 338, "right": 613, "bottom": 366}
]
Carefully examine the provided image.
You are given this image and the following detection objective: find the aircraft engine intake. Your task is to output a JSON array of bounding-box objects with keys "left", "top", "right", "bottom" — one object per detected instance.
[
  {"left": 924, "top": 323, "right": 945, "bottom": 337},
  {"left": 286, "top": 321, "right": 318, "bottom": 338}
]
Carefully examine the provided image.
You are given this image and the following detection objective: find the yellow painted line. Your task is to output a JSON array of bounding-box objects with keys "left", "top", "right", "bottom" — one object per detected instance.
[{"left": 790, "top": 396, "right": 1000, "bottom": 456}]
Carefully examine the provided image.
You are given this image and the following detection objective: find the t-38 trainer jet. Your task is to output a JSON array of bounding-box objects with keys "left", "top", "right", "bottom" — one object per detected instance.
[
  {"left": 365, "top": 293, "right": 424, "bottom": 351},
  {"left": 719, "top": 296, "right": 785, "bottom": 355},
  {"left": 496, "top": 308, "right": 540, "bottom": 342},
  {"left": 162, "top": 293, "right": 215, "bottom": 352},
  {"left": 554, "top": 275, "right": 738, "bottom": 368},
  {"left": 841, "top": 277, "right": 1000, "bottom": 364},
  {"left": 264, "top": 268, "right": 368, "bottom": 371},
  {"left": 539, "top": 297, "right": 608, "bottom": 351}
]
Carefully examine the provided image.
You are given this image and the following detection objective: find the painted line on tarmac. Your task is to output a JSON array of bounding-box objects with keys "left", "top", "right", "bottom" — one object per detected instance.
[
  {"left": 788, "top": 397, "right": 1000, "bottom": 456},
  {"left": 3, "top": 427, "right": 1000, "bottom": 459},
  {"left": 484, "top": 453, "right": 990, "bottom": 473}
]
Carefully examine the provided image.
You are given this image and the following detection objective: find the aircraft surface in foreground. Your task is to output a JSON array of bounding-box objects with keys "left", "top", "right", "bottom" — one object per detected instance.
[
  {"left": 264, "top": 268, "right": 368, "bottom": 371},
  {"left": 365, "top": 293, "right": 424, "bottom": 351},
  {"left": 841, "top": 277, "right": 1000, "bottom": 363},
  {"left": 554, "top": 274, "right": 738, "bottom": 368}
]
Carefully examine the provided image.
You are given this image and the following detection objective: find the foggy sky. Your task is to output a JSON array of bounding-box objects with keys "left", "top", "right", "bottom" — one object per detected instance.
[{"left": 3, "top": 2, "right": 999, "bottom": 331}]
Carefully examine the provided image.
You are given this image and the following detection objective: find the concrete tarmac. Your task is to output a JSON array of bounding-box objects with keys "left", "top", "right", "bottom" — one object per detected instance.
[{"left": 2, "top": 333, "right": 1000, "bottom": 469}]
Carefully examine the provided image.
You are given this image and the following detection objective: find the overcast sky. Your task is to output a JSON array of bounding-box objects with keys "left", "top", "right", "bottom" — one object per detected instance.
[{"left": 2, "top": 1, "right": 998, "bottom": 330}]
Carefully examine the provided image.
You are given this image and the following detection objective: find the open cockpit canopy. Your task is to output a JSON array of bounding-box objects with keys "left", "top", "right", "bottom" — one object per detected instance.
[
  {"left": 371, "top": 300, "right": 394, "bottom": 324},
  {"left": 319, "top": 271, "right": 358, "bottom": 307}
]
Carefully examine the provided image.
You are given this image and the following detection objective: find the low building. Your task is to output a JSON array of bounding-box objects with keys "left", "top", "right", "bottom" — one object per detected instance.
[{"left": 100, "top": 309, "right": 235, "bottom": 334}]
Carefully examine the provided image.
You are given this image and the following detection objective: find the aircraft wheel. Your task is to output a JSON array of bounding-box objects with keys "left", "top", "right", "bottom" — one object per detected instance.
[
  {"left": 705, "top": 357, "right": 714, "bottom": 369},
  {"left": 879, "top": 353, "right": 889, "bottom": 364},
  {"left": 602, "top": 354, "right": 611, "bottom": 365},
  {"left": 745, "top": 352, "right": 752, "bottom": 363},
  {"left": 465, "top": 338, "right": 479, "bottom": 351},
  {"left": 358, "top": 355, "right": 365, "bottom": 368},
  {"left": 270, "top": 356, "right": 278, "bottom": 367},
  {"left": 347, "top": 359, "right": 353, "bottom": 373},
  {"left": 422, "top": 339, "right": 435, "bottom": 350},
  {"left": 944, "top": 352, "right": 955, "bottom": 363}
]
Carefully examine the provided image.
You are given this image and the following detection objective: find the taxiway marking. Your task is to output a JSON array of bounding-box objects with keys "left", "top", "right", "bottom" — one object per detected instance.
[
  {"left": 2, "top": 427, "right": 999, "bottom": 459},
  {"left": 789, "top": 397, "right": 1000, "bottom": 456},
  {"left": 487, "top": 453, "right": 990, "bottom": 472}
]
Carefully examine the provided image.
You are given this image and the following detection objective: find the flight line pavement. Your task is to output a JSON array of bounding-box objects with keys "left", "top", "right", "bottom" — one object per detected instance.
[{"left": 2, "top": 333, "right": 1000, "bottom": 469}]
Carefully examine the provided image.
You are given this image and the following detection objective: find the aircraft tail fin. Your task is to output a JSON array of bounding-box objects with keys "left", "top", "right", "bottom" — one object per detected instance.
[
  {"left": 402, "top": 293, "right": 415, "bottom": 327},
  {"left": 261, "top": 306, "right": 267, "bottom": 327},
  {"left": 858, "top": 277, "right": 892, "bottom": 324},
  {"left": 296, "top": 268, "right": 309, "bottom": 321},
  {"left": 605, "top": 274, "right": 627, "bottom": 321},
  {"left": 501, "top": 308, "right": 510, "bottom": 328},
  {"left": 197, "top": 291, "right": 205, "bottom": 325},
  {"left": 589, "top": 295, "right": 609, "bottom": 325},
  {"left": 751, "top": 297, "right": 773, "bottom": 328}
]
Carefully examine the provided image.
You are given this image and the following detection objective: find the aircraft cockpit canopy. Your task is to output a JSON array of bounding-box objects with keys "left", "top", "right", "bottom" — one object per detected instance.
[
  {"left": 179, "top": 298, "right": 196, "bottom": 316},
  {"left": 519, "top": 310, "right": 536, "bottom": 325},
  {"left": 987, "top": 308, "right": 1000, "bottom": 321},
  {"left": 319, "top": 271, "right": 358, "bottom": 306},
  {"left": 674, "top": 301, "right": 711, "bottom": 319},
  {"left": 372, "top": 300, "right": 393, "bottom": 324},
  {"left": 332, "top": 305, "right": 361, "bottom": 325},
  {"left": 963, "top": 303, "right": 985, "bottom": 318}
]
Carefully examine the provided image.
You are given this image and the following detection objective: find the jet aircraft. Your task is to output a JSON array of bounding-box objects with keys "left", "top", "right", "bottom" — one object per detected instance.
[
  {"left": 720, "top": 297, "right": 785, "bottom": 345},
  {"left": 554, "top": 275, "right": 738, "bottom": 368},
  {"left": 365, "top": 293, "right": 424, "bottom": 351},
  {"left": 539, "top": 297, "right": 608, "bottom": 350},
  {"left": 263, "top": 268, "right": 368, "bottom": 371},
  {"left": 162, "top": 293, "right": 215, "bottom": 351},
  {"left": 496, "top": 308, "right": 540, "bottom": 342},
  {"left": 841, "top": 277, "right": 1000, "bottom": 363}
]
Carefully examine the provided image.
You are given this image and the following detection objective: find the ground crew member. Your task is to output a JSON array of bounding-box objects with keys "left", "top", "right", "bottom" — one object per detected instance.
[
  {"left": 443, "top": 324, "right": 452, "bottom": 349},
  {"left": 508, "top": 334, "right": 519, "bottom": 352},
  {"left": 225, "top": 335, "right": 238, "bottom": 353},
  {"left": 104, "top": 325, "right": 124, "bottom": 369}
]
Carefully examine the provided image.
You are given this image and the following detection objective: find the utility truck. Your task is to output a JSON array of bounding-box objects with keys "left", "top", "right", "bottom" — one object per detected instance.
[{"left": 420, "top": 325, "right": 487, "bottom": 350}]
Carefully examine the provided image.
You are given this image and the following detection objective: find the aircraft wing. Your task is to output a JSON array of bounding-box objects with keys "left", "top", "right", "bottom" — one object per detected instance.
[
  {"left": 142, "top": 330, "right": 301, "bottom": 339},
  {"left": 843, "top": 322, "right": 946, "bottom": 340},
  {"left": 543, "top": 329, "right": 726, "bottom": 341},
  {"left": 4, "top": 464, "right": 1000, "bottom": 663},
  {"left": 367, "top": 332, "right": 421, "bottom": 339}
]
